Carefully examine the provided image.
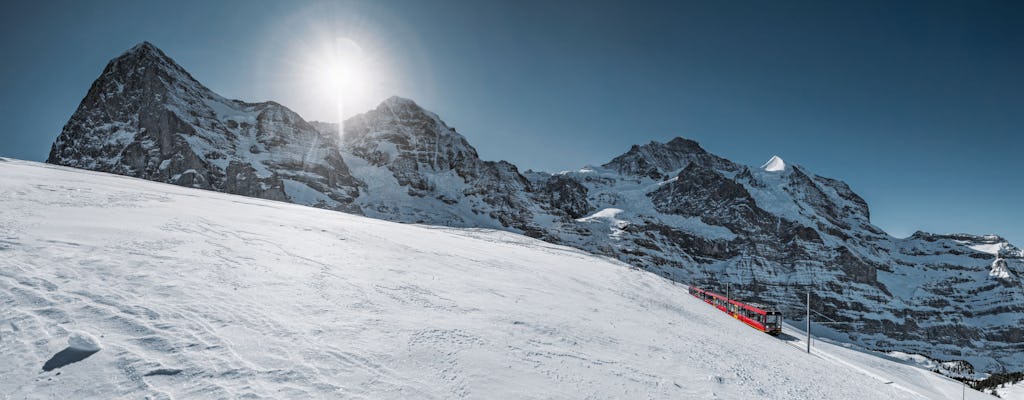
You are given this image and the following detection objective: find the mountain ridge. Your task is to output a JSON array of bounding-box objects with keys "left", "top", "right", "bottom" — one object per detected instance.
[{"left": 45, "top": 42, "right": 1024, "bottom": 376}]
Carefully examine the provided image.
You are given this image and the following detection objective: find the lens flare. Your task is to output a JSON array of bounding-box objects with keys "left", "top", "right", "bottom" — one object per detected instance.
[
  {"left": 253, "top": 2, "right": 423, "bottom": 138},
  {"left": 310, "top": 37, "right": 368, "bottom": 127}
]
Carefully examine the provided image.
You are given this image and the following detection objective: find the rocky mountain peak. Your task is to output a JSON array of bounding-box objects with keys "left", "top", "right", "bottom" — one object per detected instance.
[
  {"left": 48, "top": 42, "right": 361, "bottom": 213},
  {"left": 602, "top": 136, "right": 737, "bottom": 180},
  {"left": 47, "top": 42, "right": 1024, "bottom": 375},
  {"left": 361, "top": 96, "right": 447, "bottom": 131},
  {"left": 342, "top": 96, "right": 478, "bottom": 170},
  {"left": 123, "top": 41, "right": 164, "bottom": 60},
  {"left": 380, "top": 95, "right": 421, "bottom": 109},
  {"left": 102, "top": 41, "right": 207, "bottom": 95}
]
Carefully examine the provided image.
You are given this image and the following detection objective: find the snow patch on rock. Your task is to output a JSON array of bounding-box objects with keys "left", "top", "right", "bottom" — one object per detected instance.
[
  {"left": 990, "top": 258, "right": 1013, "bottom": 280},
  {"left": 970, "top": 242, "right": 1005, "bottom": 255}
]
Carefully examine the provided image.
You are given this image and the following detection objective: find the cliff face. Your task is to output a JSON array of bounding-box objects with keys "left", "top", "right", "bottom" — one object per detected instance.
[
  {"left": 47, "top": 42, "right": 360, "bottom": 212},
  {"left": 540, "top": 144, "right": 1024, "bottom": 375},
  {"left": 50, "top": 42, "right": 1024, "bottom": 375}
]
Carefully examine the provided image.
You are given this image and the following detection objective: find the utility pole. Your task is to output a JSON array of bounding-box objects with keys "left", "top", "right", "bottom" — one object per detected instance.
[
  {"left": 725, "top": 261, "right": 730, "bottom": 301},
  {"left": 806, "top": 290, "right": 811, "bottom": 354}
]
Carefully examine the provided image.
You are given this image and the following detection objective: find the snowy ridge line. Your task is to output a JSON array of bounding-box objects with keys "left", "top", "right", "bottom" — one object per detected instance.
[
  {"left": 0, "top": 159, "right": 998, "bottom": 399},
  {"left": 42, "top": 41, "right": 1024, "bottom": 376}
]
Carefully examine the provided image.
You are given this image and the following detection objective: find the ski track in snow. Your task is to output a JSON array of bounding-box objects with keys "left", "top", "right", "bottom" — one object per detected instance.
[{"left": 0, "top": 159, "right": 996, "bottom": 399}]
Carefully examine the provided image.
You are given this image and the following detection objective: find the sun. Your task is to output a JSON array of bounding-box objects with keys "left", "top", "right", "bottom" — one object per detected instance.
[
  {"left": 302, "top": 37, "right": 374, "bottom": 128},
  {"left": 314, "top": 38, "right": 367, "bottom": 96},
  {"left": 261, "top": 4, "right": 408, "bottom": 131}
]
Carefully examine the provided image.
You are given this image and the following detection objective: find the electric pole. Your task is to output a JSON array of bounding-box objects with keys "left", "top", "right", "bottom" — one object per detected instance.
[{"left": 806, "top": 290, "right": 811, "bottom": 354}]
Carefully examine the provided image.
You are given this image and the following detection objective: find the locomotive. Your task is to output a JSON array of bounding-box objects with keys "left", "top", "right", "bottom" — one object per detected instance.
[{"left": 688, "top": 285, "right": 783, "bottom": 335}]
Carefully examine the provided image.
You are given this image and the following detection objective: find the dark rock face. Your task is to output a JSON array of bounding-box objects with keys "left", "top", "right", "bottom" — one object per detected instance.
[
  {"left": 652, "top": 163, "right": 777, "bottom": 234},
  {"left": 603, "top": 137, "right": 738, "bottom": 179},
  {"left": 541, "top": 175, "right": 591, "bottom": 219},
  {"left": 336, "top": 97, "right": 538, "bottom": 232},
  {"left": 551, "top": 144, "right": 1023, "bottom": 374},
  {"left": 47, "top": 42, "right": 360, "bottom": 212},
  {"left": 50, "top": 42, "right": 1024, "bottom": 375}
]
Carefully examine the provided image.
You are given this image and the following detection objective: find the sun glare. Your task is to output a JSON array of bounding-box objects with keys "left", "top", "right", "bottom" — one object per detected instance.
[
  {"left": 260, "top": 3, "right": 411, "bottom": 133},
  {"left": 306, "top": 37, "right": 371, "bottom": 129}
]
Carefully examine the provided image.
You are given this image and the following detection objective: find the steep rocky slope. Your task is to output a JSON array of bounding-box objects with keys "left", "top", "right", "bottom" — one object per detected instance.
[
  {"left": 46, "top": 42, "right": 1024, "bottom": 375},
  {"left": 47, "top": 42, "right": 360, "bottom": 212}
]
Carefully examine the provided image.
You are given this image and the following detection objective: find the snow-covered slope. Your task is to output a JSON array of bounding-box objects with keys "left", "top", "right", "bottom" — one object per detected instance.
[
  {"left": 995, "top": 381, "right": 1024, "bottom": 399},
  {"left": 45, "top": 42, "right": 1024, "bottom": 376},
  {"left": 0, "top": 159, "right": 996, "bottom": 399}
]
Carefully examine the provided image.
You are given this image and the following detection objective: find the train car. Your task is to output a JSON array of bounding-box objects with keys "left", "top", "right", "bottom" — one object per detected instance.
[{"left": 688, "top": 285, "right": 782, "bottom": 335}]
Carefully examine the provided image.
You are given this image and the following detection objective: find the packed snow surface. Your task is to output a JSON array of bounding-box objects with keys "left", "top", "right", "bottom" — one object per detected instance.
[
  {"left": 995, "top": 381, "right": 1024, "bottom": 400},
  {"left": 761, "top": 155, "right": 786, "bottom": 171},
  {"left": 971, "top": 242, "right": 1005, "bottom": 256},
  {"left": 0, "top": 159, "right": 994, "bottom": 399}
]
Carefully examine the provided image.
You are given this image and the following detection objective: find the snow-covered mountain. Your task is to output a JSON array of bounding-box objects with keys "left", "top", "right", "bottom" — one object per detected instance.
[
  {"left": 0, "top": 158, "right": 997, "bottom": 399},
  {"left": 333, "top": 97, "right": 538, "bottom": 233},
  {"left": 46, "top": 42, "right": 1024, "bottom": 376},
  {"left": 48, "top": 42, "right": 361, "bottom": 213}
]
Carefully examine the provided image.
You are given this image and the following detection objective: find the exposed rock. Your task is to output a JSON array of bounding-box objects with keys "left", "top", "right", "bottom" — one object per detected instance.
[
  {"left": 49, "top": 42, "right": 1024, "bottom": 375},
  {"left": 47, "top": 42, "right": 361, "bottom": 212}
]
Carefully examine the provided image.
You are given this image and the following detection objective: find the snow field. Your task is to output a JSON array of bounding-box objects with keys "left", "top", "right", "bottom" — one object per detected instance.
[{"left": 0, "top": 159, "right": 994, "bottom": 399}]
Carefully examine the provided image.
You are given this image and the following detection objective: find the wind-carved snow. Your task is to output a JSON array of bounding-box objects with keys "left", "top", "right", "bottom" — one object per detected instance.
[
  {"left": 971, "top": 242, "right": 1006, "bottom": 256},
  {"left": 0, "top": 159, "right": 996, "bottom": 399},
  {"left": 761, "top": 155, "right": 786, "bottom": 171},
  {"left": 576, "top": 208, "right": 630, "bottom": 239}
]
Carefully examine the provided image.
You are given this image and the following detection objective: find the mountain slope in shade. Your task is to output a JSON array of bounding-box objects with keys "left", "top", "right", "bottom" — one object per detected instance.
[
  {"left": 0, "top": 158, "right": 996, "bottom": 399},
  {"left": 45, "top": 42, "right": 1024, "bottom": 376},
  {"left": 47, "top": 42, "right": 361, "bottom": 212}
]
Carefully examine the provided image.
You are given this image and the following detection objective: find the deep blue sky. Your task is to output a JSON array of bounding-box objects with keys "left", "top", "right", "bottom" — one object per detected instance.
[{"left": 1, "top": 1, "right": 1021, "bottom": 245}]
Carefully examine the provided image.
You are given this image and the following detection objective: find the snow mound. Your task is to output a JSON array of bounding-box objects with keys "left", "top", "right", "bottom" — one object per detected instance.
[
  {"left": 991, "top": 258, "right": 1013, "bottom": 280},
  {"left": 761, "top": 155, "right": 786, "bottom": 172},
  {"left": 68, "top": 331, "right": 101, "bottom": 352},
  {"left": 575, "top": 207, "right": 624, "bottom": 222}
]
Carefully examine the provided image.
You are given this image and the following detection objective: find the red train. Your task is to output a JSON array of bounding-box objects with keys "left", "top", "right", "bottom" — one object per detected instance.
[{"left": 688, "top": 286, "right": 782, "bottom": 335}]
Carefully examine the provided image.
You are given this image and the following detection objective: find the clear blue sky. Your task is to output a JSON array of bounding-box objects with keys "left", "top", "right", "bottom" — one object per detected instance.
[{"left": 1, "top": 0, "right": 1021, "bottom": 245}]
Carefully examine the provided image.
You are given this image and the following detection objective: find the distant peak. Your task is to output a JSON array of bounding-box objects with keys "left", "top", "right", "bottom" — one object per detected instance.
[
  {"left": 127, "top": 41, "right": 158, "bottom": 53},
  {"left": 627, "top": 137, "right": 706, "bottom": 156},
  {"left": 665, "top": 137, "right": 702, "bottom": 149},
  {"left": 121, "top": 41, "right": 171, "bottom": 61},
  {"left": 381, "top": 96, "right": 420, "bottom": 109},
  {"left": 761, "top": 155, "right": 785, "bottom": 172}
]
